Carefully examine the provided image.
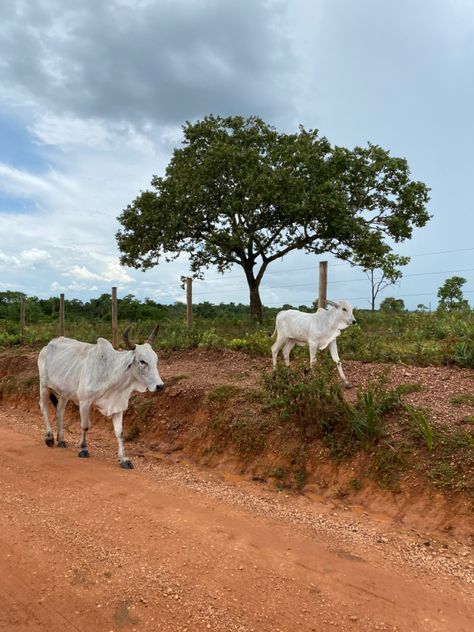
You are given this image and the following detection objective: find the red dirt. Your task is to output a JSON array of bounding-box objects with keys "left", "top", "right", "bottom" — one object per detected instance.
[{"left": 0, "top": 348, "right": 473, "bottom": 631}]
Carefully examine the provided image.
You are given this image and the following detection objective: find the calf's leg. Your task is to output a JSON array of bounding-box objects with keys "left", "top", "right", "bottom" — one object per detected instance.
[
  {"left": 328, "top": 340, "right": 350, "bottom": 388},
  {"left": 309, "top": 342, "right": 318, "bottom": 368},
  {"left": 271, "top": 336, "right": 286, "bottom": 369},
  {"left": 282, "top": 340, "right": 296, "bottom": 366}
]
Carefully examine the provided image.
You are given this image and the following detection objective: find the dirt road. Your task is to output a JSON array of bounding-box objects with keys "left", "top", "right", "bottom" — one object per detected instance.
[{"left": 0, "top": 407, "right": 472, "bottom": 632}]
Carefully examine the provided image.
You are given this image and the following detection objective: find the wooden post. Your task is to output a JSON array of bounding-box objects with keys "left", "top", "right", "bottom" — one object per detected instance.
[
  {"left": 186, "top": 277, "right": 193, "bottom": 330},
  {"left": 60, "top": 293, "right": 65, "bottom": 336},
  {"left": 20, "top": 298, "right": 26, "bottom": 342},
  {"left": 111, "top": 286, "right": 118, "bottom": 348},
  {"left": 318, "top": 261, "right": 328, "bottom": 309}
]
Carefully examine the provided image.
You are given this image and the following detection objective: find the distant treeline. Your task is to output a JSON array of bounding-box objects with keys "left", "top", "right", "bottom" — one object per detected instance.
[{"left": 0, "top": 290, "right": 308, "bottom": 323}]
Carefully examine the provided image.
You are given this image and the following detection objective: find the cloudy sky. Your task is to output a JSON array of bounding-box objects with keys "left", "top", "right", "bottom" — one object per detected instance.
[{"left": 1, "top": 0, "right": 473, "bottom": 310}]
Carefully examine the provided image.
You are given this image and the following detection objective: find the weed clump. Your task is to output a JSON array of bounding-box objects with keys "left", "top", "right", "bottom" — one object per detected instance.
[{"left": 264, "top": 359, "right": 350, "bottom": 435}]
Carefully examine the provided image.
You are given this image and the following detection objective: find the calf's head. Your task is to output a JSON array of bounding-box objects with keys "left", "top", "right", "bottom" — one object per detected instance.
[{"left": 327, "top": 299, "right": 357, "bottom": 329}]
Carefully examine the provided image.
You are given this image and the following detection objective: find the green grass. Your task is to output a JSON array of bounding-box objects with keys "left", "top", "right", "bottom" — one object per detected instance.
[
  {"left": 449, "top": 393, "right": 474, "bottom": 406},
  {"left": 404, "top": 405, "right": 434, "bottom": 451},
  {"left": 207, "top": 385, "right": 241, "bottom": 402}
]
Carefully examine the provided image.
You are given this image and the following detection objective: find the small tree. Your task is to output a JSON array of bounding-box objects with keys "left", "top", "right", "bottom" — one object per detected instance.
[
  {"left": 356, "top": 252, "right": 409, "bottom": 311},
  {"left": 380, "top": 297, "right": 405, "bottom": 313},
  {"left": 437, "top": 276, "right": 470, "bottom": 311},
  {"left": 117, "top": 115, "right": 431, "bottom": 322}
]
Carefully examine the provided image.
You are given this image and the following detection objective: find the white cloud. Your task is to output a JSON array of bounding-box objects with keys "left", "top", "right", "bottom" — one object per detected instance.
[
  {"left": 64, "top": 261, "right": 133, "bottom": 283},
  {"left": 0, "top": 247, "right": 51, "bottom": 268},
  {"left": 0, "top": 251, "right": 20, "bottom": 267},
  {"left": 19, "top": 248, "right": 51, "bottom": 263},
  {"left": 65, "top": 265, "right": 101, "bottom": 282},
  {"left": 0, "top": 162, "right": 53, "bottom": 198},
  {"left": 31, "top": 114, "right": 158, "bottom": 154}
]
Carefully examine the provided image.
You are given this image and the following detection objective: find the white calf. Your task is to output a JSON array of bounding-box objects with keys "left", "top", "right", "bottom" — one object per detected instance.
[{"left": 271, "top": 300, "right": 356, "bottom": 387}]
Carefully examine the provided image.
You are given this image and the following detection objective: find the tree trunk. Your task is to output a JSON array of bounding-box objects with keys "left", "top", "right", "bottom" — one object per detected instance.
[
  {"left": 249, "top": 283, "right": 263, "bottom": 323},
  {"left": 243, "top": 264, "right": 263, "bottom": 322},
  {"left": 370, "top": 269, "right": 376, "bottom": 311}
]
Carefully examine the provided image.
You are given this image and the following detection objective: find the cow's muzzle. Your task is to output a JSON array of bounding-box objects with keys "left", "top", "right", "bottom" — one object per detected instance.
[{"left": 154, "top": 384, "right": 165, "bottom": 392}]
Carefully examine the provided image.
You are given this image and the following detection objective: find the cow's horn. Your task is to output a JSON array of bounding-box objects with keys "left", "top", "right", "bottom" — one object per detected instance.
[
  {"left": 147, "top": 324, "right": 159, "bottom": 345},
  {"left": 326, "top": 300, "right": 340, "bottom": 308},
  {"left": 123, "top": 325, "right": 136, "bottom": 350}
]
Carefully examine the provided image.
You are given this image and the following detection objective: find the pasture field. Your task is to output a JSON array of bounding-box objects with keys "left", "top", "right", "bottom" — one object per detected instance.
[
  {"left": 0, "top": 325, "right": 472, "bottom": 511},
  {"left": 1, "top": 303, "right": 474, "bottom": 368},
  {"left": 0, "top": 312, "right": 473, "bottom": 631},
  {"left": 0, "top": 304, "right": 473, "bottom": 504}
]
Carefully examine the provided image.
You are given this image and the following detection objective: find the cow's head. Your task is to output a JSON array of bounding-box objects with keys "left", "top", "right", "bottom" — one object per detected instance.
[
  {"left": 327, "top": 300, "right": 357, "bottom": 329},
  {"left": 123, "top": 325, "right": 165, "bottom": 392}
]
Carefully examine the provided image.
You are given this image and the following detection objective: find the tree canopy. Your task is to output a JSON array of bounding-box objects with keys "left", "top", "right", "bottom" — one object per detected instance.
[{"left": 116, "top": 115, "right": 431, "bottom": 321}]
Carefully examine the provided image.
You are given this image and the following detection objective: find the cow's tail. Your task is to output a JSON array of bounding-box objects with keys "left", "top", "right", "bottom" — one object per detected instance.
[
  {"left": 270, "top": 326, "right": 277, "bottom": 338},
  {"left": 49, "top": 392, "right": 58, "bottom": 407}
]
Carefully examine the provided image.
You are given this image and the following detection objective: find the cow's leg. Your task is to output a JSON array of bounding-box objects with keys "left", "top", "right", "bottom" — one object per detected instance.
[
  {"left": 112, "top": 412, "right": 133, "bottom": 469},
  {"left": 271, "top": 336, "right": 286, "bottom": 369},
  {"left": 328, "top": 339, "right": 350, "bottom": 388},
  {"left": 39, "top": 385, "right": 54, "bottom": 447},
  {"left": 78, "top": 402, "right": 91, "bottom": 458},
  {"left": 56, "top": 396, "right": 68, "bottom": 447},
  {"left": 282, "top": 340, "right": 296, "bottom": 367}
]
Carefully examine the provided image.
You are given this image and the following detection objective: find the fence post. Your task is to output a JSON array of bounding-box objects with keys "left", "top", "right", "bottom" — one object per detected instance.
[
  {"left": 186, "top": 277, "right": 193, "bottom": 330},
  {"left": 20, "top": 298, "right": 25, "bottom": 342},
  {"left": 318, "top": 260, "right": 328, "bottom": 309},
  {"left": 111, "top": 286, "right": 118, "bottom": 348},
  {"left": 60, "top": 293, "right": 65, "bottom": 336}
]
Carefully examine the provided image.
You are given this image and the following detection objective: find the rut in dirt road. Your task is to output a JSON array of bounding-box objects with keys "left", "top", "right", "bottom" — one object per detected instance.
[{"left": 0, "top": 411, "right": 473, "bottom": 632}]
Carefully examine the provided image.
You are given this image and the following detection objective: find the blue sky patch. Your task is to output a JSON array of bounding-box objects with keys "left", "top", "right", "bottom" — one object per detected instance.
[
  {"left": 0, "top": 111, "right": 48, "bottom": 172},
  {"left": 0, "top": 191, "right": 36, "bottom": 214}
]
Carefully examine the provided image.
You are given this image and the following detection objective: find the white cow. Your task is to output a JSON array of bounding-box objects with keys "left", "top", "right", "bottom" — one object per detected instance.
[
  {"left": 38, "top": 325, "right": 164, "bottom": 469},
  {"left": 271, "top": 300, "right": 357, "bottom": 387}
]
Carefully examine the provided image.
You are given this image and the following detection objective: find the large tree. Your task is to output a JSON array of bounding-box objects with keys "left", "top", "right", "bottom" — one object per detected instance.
[{"left": 116, "top": 115, "right": 431, "bottom": 321}]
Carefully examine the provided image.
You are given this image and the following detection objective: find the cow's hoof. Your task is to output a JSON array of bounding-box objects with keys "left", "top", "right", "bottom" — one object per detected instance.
[
  {"left": 120, "top": 460, "right": 134, "bottom": 469},
  {"left": 78, "top": 449, "right": 90, "bottom": 458},
  {"left": 343, "top": 382, "right": 352, "bottom": 390},
  {"left": 45, "top": 437, "right": 54, "bottom": 447},
  {"left": 57, "top": 440, "right": 67, "bottom": 448}
]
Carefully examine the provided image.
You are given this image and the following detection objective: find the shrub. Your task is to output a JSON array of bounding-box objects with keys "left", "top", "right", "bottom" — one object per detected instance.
[
  {"left": 350, "top": 390, "right": 386, "bottom": 449},
  {"left": 263, "top": 359, "right": 351, "bottom": 440},
  {"left": 404, "top": 405, "right": 434, "bottom": 451},
  {"left": 227, "top": 330, "right": 272, "bottom": 355},
  {"left": 197, "top": 328, "right": 226, "bottom": 349},
  {"left": 453, "top": 341, "right": 474, "bottom": 368},
  {"left": 349, "top": 373, "right": 406, "bottom": 449}
]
